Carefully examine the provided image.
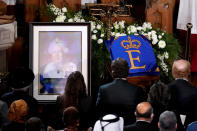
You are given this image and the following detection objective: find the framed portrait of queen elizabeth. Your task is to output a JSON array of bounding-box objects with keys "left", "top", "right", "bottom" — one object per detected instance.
[{"left": 29, "top": 22, "right": 91, "bottom": 103}]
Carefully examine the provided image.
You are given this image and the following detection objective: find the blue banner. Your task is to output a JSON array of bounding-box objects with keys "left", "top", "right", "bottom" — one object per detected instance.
[{"left": 105, "top": 35, "right": 159, "bottom": 76}]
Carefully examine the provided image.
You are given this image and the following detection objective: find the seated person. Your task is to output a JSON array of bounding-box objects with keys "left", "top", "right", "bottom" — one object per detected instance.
[
  {"left": 158, "top": 111, "right": 177, "bottom": 131},
  {"left": 25, "top": 117, "right": 45, "bottom": 131},
  {"left": 93, "top": 114, "right": 123, "bottom": 131},
  {"left": 1, "top": 67, "right": 38, "bottom": 118},
  {"left": 1, "top": 99, "right": 28, "bottom": 131},
  {"left": 124, "top": 102, "right": 154, "bottom": 131},
  {"left": 63, "top": 106, "right": 80, "bottom": 131},
  {"left": 147, "top": 80, "right": 171, "bottom": 131}
]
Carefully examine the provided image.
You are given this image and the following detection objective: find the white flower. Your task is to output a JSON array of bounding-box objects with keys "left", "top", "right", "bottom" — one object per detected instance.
[
  {"left": 115, "top": 32, "right": 121, "bottom": 36},
  {"left": 90, "top": 21, "right": 96, "bottom": 31},
  {"left": 121, "top": 33, "right": 126, "bottom": 36},
  {"left": 157, "top": 54, "right": 164, "bottom": 60},
  {"left": 164, "top": 52, "right": 169, "bottom": 59},
  {"left": 97, "top": 39, "right": 103, "bottom": 44},
  {"left": 92, "top": 34, "right": 97, "bottom": 40},
  {"left": 147, "top": 32, "right": 152, "bottom": 39},
  {"left": 152, "top": 38, "right": 158, "bottom": 45},
  {"left": 160, "top": 61, "right": 168, "bottom": 73},
  {"left": 74, "top": 16, "right": 79, "bottom": 21},
  {"left": 100, "top": 34, "right": 105, "bottom": 38},
  {"left": 151, "top": 30, "right": 156, "bottom": 35},
  {"left": 162, "top": 33, "right": 164, "bottom": 36},
  {"left": 142, "top": 33, "right": 148, "bottom": 36},
  {"left": 80, "top": 19, "right": 85, "bottom": 22},
  {"left": 142, "top": 22, "right": 152, "bottom": 30},
  {"left": 91, "top": 26, "right": 96, "bottom": 31},
  {"left": 158, "top": 40, "right": 166, "bottom": 48},
  {"left": 93, "top": 30, "right": 98, "bottom": 33},
  {"left": 111, "top": 32, "right": 115, "bottom": 36},
  {"left": 158, "top": 35, "right": 162, "bottom": 39},
  {"left": 96, "top": 24, "right": 102, "bottom": 30},
  {"left": 137, "top": 26, "right": 142, "bottom": 31},
  {"left": 54, "top": 11, "right": 58, "bottom": 15},
  {"left": 90, "top": 21, "right": 95, "bottom": 27},
  {"left": 119, "top": 21, "right": 125, "bottom": 28},
  {"left": 127, "top": 26, "right": 137, "bottom": 33},
  {"left": 152, "top": 34, "right": 157, "bottom": 40},
  {"left": 116, "top": 33, "right": 126, "bottom": 36},
  {"left": 62, "top": 7, "right": 67, "bottom": 12},
  {"left": 113, "top": 22, "right": 119, "bottom": 29},
  {"left": 57, "top": 12, "right": 61, "bottom": 16},
  {"left": 76, "top": 19, "right": 81, "bottom": 22},
  {"left": 55, "top": 15, "right": 66, "bottom": 22},
  {"left": 68, "top": 18, "right": 74, "bottom": 22}
]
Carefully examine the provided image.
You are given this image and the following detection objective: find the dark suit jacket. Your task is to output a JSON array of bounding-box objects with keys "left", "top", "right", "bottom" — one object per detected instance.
[
  {"left": 1, "top": 121, "right": 25, "bottom": 131},
  {"left": 168, "top": 79, "right": 197, "bottom": 127},
  {"left": 124, "top": 121, "right": 153, "bottom": 131},
  {"left": 0, "top": 100, "right": 10, "bottom": 128},
  {"left": 96, "top": 79, "right": 147, "bottom": 125}
]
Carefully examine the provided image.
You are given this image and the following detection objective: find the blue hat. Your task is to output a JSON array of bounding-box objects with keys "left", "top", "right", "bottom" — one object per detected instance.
[{"left": 187, "top": 121, "right": 197, "bottom": 131}]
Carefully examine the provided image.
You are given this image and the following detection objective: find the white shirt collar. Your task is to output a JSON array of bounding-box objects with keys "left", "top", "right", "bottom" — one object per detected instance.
[
  {"left": 115, "top": 78, "right": 127, "bottom": 80},
  {"left": 175, "top": 78, "right": 188, "bottom": 81},
  {"left": 136, "top": 120, "right": 151, "bottom": 123}
]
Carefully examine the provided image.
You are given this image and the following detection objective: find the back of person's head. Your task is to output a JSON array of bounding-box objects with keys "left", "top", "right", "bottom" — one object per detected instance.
[
  {"left": 135, "top": 102, "right": 153, "bottom": 121},
  {"left": 63, "top": 71, "right": 87, "bottom": 107},
  {"left": 148, "top": 80, "right": 171, "bottom": 107},
  {"left": 65, "top": 71, "right": 86, "bottom": 96},
  {"left": 93, "top": 114, "right": 124, "bottom": 131},
  {"left": 8, "top": 99, "right": 28, "bottom": 123},
  {"left": 63, "top": 106, "right": 80, "bottom": 129},
  {"left": 111, "top": 57, "right": 129, "bottom": 78},
  {"left": 25, "top": 117, "right": 45, "bottom": 131},
  {"left": 172, "top": 59, "right": 190, "bottom": 79},
  {"left": 7, "top": 67, "right": 35, "bottom": 90},
  {"left": 158, "top": 111, "right": 177, "bottom": 131}
]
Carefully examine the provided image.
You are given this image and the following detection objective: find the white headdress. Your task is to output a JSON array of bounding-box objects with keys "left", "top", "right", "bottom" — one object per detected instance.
[{"left": 93, "top": 114, "right": 124, "bottom": 131}]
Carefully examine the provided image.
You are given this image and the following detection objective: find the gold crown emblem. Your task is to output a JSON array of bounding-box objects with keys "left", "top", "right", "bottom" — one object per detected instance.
[{"left": 121, "top": 36, "right": 141, "bottom": 49}]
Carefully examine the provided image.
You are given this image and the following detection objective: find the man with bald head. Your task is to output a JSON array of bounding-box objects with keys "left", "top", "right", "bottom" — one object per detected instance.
[
  {"left": 169, "top": 59, "right": 197, "bottom": 126},
  {"left": 124, "top": 102, "right": 154, "bottom": 131}
]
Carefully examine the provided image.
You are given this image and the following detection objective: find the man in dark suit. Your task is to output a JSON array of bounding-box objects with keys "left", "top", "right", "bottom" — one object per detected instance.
[
  {"left": 124, "top": 102, "right": 154, "bottom": 131},
  {"left": 96, "top": 57, "right": 146, "bottom": 125},
  {"left": 158, "top": 111, "right": 177, "bottom": 131},
  {"left": 168, "top": 59, "right": 197, "bottom": 127}
]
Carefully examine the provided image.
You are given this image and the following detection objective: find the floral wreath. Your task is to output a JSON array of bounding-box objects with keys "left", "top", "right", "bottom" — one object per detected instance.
[{"left": 44, "top": 4, "right": 181, "bottom": 83}]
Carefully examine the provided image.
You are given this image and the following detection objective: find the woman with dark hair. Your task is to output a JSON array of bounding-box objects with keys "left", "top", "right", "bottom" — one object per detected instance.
[
  {"left": 55, "top": 71, "right": 94, "bottom": 130},
  {"left": 147, "top": 80, "right": 171, "bottom": 131},
  {"left": 59, "top": 71, "right": 87, "bottom": 109}
]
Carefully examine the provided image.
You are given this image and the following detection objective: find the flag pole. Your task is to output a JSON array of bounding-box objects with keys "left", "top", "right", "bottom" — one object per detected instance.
[{"left": 185, "top": 23, "right": 193, "bottom": 61}]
